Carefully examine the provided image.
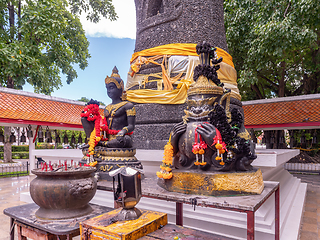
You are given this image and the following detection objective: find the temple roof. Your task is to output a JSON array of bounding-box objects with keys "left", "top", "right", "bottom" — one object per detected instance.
[
  {"left": 243, "top": 94, "right": 320, "bottom": 130},
  {"left": 0, "top": 87, "right": 103, "bottom": 130},
  {"left": 1, "top": 87, "right": 320, "bottom": 131}
]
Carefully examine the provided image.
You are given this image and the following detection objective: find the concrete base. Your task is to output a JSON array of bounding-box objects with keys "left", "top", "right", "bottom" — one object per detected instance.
[{"left": 21, "top": 149, "right": 306, "bottom": 240}]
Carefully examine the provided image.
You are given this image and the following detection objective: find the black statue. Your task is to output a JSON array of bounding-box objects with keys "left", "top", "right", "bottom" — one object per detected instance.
[
  {"left": 80, "top": 67, "right": 142, "bottom": 180},
  {"left": 168, "top": 42, "right": 256, "bottom": 172},
  {"left": 103, "top": 67, "right": 135, "bottom": 148}
]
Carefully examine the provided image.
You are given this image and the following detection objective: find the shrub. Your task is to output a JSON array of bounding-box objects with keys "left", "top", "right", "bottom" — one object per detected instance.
[
  {"left": 0, "top": 152, "right": 29, "bottom": 159},
  {"left": 12, "top": 145, "right": 29, "bottom": 152}
]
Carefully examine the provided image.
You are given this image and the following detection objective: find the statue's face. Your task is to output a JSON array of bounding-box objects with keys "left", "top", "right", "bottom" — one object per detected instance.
[
  {"left": 185, "top": 95, "right": 216, "bottom": 118},
  {"left": 106, "top": 82, "right": 122, "bottom": 100}
]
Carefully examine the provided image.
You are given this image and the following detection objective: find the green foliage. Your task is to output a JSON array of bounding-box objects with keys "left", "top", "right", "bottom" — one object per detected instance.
[
  {"left": 0, "top": 0, "right": 117, "bottom": 94},
  {"left": 0, "top": 151, "right": 28, "bottom": 159},
  {"left": 36, "top": 143, "right": 55, "bottom": 149},
  {"left": 224, "top": 0, "right": 320, "bottom": 100},
  {"left": 12, "top": 145, "right": 29, "bottom": 152},
  {"left": 68, "top": 0, "right": 117, "bottom": 23},
  {"left": 0, "top": 145, "right": 28, "bottom": 152}
]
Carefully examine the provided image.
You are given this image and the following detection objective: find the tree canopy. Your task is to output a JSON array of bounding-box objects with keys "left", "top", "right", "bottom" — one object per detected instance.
[
  {"left": 224, "top": 0, "right": 320, "bottom": 100},
  {"left": 0, "top": 0, "right": 117, "bottom": 94}
]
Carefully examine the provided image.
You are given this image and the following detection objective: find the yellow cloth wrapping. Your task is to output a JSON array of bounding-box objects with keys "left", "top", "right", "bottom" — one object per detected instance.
[
  {"left": 126, "top": 79, "right": 192, "bottom": 104},
  {"left": 126, "top": 43, "right": 240, "bottom": 104},
  {"left": 130, "top": 43, "right": 234, "bottom": 68}
]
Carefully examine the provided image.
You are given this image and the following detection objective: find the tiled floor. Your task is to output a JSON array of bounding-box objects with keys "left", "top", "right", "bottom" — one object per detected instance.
[
  {"left": 292, "top": 173, "right": 320, "bottom": 240},
  {"left": 0, "top": 173, "right": 319, "bottom": 239},
  {"left": 0, "top": 175, "right": 33, "bottom": 240}
]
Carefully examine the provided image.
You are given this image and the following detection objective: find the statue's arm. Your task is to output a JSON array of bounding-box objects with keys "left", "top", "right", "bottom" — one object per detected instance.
[
  {"left": 117, "top": 103, "right": 136, "bottom": 136},
  {"left": 171, "top": 121, "right": 186, "bottom": 154}
]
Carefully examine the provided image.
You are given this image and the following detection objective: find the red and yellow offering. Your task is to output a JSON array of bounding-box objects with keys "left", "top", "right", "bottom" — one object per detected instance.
[{"left": 157, "top": 135, "right": 173, "bottom": 179}]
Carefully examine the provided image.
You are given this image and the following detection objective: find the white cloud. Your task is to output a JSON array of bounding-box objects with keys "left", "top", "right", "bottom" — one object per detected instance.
[{"left": 80, "top": 0, "right": 136, "bottom": 39}]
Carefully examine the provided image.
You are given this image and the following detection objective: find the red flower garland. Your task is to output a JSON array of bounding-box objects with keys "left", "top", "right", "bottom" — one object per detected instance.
[
  {"left": 81, "top": 104, "right": 134, "bottom": 157},
  {"left": 212, "top": 128, "right": 228, "bottom": 165},
  {"left": 192, "top": 125, "right": 208, "bottom": 166}
]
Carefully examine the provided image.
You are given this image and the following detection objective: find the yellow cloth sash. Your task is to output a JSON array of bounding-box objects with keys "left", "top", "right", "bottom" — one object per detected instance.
[
  {"left": 130, "top": 43, "right": 234, "bottom": 68},
  {"left": 126, "top": 79, "right": 191, "bottom": 104},
  {"left": 126, "top": 43, "right": 239, "bottom": 104}
]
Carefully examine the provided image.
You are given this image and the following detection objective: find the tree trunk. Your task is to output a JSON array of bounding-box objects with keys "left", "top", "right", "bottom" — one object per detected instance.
[
  {"left": 251, "top": 83, "right": 264, "bottom": 99},
  {"left": 4, "top": 2, "right": 15, "bottom": 162},
  {"left": 18, "top": 0, "right": 21, "bottom": 40},
  {"left": 7, "top": 76, "right": 14, "bottom": 88},
  {"left": 278, "top": 61, "right": 286, "bottom": 97},
  {"left": 3, "top": 127, "right": 13, "bottom": 163},
  {"left": 8, "top": 1, "right": 14, "bottom": 40},
  {"left": 17, "top": 127, "right": 20, "bottom": 145}
]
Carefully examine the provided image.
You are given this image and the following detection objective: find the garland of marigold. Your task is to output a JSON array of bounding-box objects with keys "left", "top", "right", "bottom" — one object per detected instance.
[
  {"left": 81, "top": 104, "right": 102, "bottom": 156},
  {"left": 157, "top": 134, "right": 173, "bottom": 179},
  {"left": 81, "top": 103, "right": 133, "bottom": 156},
  {"left": 192, "top": 125, "right": 208, "bottom": 166}
]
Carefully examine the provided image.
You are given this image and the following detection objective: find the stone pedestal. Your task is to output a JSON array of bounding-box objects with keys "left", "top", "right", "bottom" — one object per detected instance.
[{"left": 81, "top": 147, "right": 143, "bottom": 180}]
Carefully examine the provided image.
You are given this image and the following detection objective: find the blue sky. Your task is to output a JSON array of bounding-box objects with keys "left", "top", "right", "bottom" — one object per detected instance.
[{"left": 23, "top": 0, "right": 136, "bottom": 105}]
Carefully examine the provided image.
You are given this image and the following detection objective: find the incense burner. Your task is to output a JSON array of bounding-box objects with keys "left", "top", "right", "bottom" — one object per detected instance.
[{"left": 30, "top": 167, "right": 97, "bottom": 220}]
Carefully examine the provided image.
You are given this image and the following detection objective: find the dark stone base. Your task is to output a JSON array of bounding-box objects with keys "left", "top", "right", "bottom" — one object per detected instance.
[
  {"left": 96, "top": 161, "right": 143, "bottom": 181},
  {"left": 80, "top": 147, "right": 143, "bottom": 181}
]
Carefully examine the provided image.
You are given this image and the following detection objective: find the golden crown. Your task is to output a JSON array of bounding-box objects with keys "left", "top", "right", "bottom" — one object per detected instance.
[
  {"left": 105, "top": 66, "right": 124, "bottom": 90},
  {"left": 187, "top": 75, "right": 223, "bottom": 97}
]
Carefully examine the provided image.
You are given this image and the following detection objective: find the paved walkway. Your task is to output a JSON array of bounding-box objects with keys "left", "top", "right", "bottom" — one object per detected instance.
[
  {"left": 0, "top": 175, "right": 33, "bottom": 240},
  {"left": 292, "top": 173, "right": 320, "bottom": 240},
  {"left": 0, "top": 172, "right": 319, "bottom": 239}
]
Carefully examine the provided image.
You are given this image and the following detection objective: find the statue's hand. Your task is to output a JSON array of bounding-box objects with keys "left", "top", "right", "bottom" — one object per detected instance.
[
  {"left": 171, "top": 122, "right": 187, "bottom": 150},
  {"left": 196, "top": 123, "right": 216, "bottom": 148},
  {"left": 116, "top": 130, "right": 126, "bottom": 144},
  {"left": 116, "top": 135, "right": 124, "bottom": 144}
]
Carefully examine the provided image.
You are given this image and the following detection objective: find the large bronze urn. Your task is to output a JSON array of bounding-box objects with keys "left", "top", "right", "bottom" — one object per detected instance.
[{"left": 30, "top": 167, "right": 97, "bottom": 220}]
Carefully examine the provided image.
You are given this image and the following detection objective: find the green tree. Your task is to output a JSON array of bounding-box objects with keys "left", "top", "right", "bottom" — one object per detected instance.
[
  {"left": 0, "top": 0, "right": 117, "bottom": 93},
  {"left": 224, "top": 0, "right": 319, "bottom": 100},
  {"left": 0, "top": 0, "right": 116, "bottom": 162}
]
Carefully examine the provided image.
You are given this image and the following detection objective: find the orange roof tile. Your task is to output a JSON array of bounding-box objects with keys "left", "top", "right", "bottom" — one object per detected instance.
[
  {"left": 243, "top": 94, "right": 320, "bottom": 130},
  {"left": 0, "top": 88, "right": 104, "bottom": 129},
  {"left": 1, "top": 88, "right": 320, "bottom": 131}
]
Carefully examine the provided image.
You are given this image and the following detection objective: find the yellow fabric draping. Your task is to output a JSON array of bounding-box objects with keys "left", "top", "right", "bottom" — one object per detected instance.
[
  {"left": 126, "top": 59, "right": 238, "bottom": 91},
  {"left": 126, "top": 43, "right": 240, "bottom": 104},
  {"left": 126, "top": 79, "right": 192, "bottom": 104},
  {"left": 130, "top": 55, "right": 176, "bottom": 90},
  {"left": 130, "top": 43, "right": 234, "bottom": 68},
  {"left": 184, "top": 56, "right": 199, "bottom": 83}
]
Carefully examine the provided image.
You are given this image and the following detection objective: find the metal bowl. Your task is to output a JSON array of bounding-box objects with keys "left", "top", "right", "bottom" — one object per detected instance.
[{"left": 30, "top": 167, "right": 97, "bottom": 220}]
